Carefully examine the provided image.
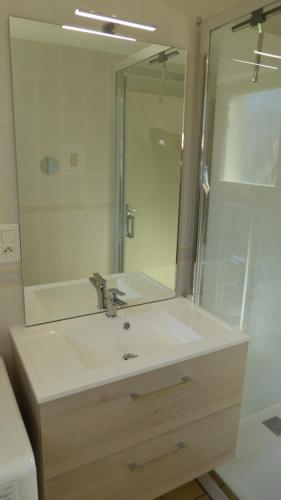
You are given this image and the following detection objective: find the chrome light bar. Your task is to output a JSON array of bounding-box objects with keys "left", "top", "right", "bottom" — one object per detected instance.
[
  {"left": 62, "top": 25, "right": 136, "bottom": 42},
  {"left": 75, "top": 8, "right": 156, "bottom": 32}
]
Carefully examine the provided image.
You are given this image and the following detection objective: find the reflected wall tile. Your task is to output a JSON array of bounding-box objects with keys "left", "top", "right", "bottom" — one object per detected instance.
[
  {"left": 17, "top": 173, "right": 40, "bottom": 206},
  {"left": 36, "top": 110, "right": 62, "bottom": 145},
  {"left": 14, "top": 111, "right": 37, "bottom": 180},
  {"left": 14, "top": 108, "right": 35, "bottom": 133},
  {"left": 0, "top": 47, "right": 13, "bottom": 127},
  {"left": 83, "top": 83, "right": 112, "bottom": 117},
  {"left": 61, "top": 210, "right": 88, "bottom": 280},
  {"left": 38, "top": 170, "right": 63, "bottom": 206},
  {"left": 10, "top": 39, "right": 36, "bottom": 77},
  {"left": 62, "top": 174, "right": 86, "bottom": 204},
  {"left": 62, "top": 46, "right": 85, "bottom": 81},
  {"left": 62, "top": 166, "right": 113, "bottom": 205},
  {"left": 62, "top": 113, "right": 85, "bottom": 144},
  {"left": 37, "top": 77, "right": 61, "bottom": 109},
  {"left": 0, "top": 126, "right": 18, "bottom": 208},
  {"left": 38, "top": 211, "right": 64, "bottom": 284},
  {"left": 13, "top": 75, "right": 36, "bottom": 110},
  {"left": 9, "top": 38, "right": 119, "bottom": 292},
  {"left": 85, "top": 259, "right": 112, "bottom": 277},
  {"left": 85, "top": 208, "right": 113, "bottom": 262},
  {"left": 83, "top": 170, "right": 112, "bottom": 204},
  {"left": 84, "top": 51, "right": 117, "bottom": 84},
  {"left": 84, "top": 124, "right": 112, "bottom": 176},
  {"left": 37, "top": 42, "right": 61, "bottom": 78},
  {"left": 62, "top": 80, "right": 85, "bottom": 112}
]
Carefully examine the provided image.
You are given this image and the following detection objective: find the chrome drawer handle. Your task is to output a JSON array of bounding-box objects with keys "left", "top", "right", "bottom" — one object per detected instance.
[
  {"left": 128, "top": 441, "right": 187, "bottom": 472},
  {"left": 130, "top": 376, "right": 191, "bottom": 402}
]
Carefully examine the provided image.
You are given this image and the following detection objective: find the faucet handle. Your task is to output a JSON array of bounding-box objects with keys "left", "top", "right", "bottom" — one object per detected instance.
[
  {"left": 108, "top": 288, "right": 126, "bottom": 297},
  {"left": 107, "top": 288, "right": 127, "bottom": 307}
]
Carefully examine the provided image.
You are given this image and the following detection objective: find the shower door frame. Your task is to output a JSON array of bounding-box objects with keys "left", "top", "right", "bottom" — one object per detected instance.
[
  {"left": 113, "top": 45, "right": 187, "bottom": 275},
  {"left": 194, "top": 2, "right": 281, "bottom": 498},
  {"left": 193, "top": 0, "right": 281, "bottom": 307}
]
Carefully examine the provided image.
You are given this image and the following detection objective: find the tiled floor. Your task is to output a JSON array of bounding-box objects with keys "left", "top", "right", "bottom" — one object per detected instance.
[
  {"left": 217, "top": 403, "right": 281, "bottom": 500},
  {"left": 153, "top": 480, "right": 210, "bottom": 500},
  {"left": 153, "top": 473, "right": 239, "bottom": 499}
]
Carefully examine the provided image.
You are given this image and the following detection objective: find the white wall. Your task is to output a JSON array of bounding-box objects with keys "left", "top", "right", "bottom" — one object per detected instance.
[
  {"left": 0, "top": 0, "right": 243, "bottom": 367},
  {"left": 12, "top": 38, "right": 119, "bottom": 286}
]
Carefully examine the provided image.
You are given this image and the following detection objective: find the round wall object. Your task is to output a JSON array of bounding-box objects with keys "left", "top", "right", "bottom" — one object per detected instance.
[{"left": 40, "top": 156, "right": 60, "bottom": 176}]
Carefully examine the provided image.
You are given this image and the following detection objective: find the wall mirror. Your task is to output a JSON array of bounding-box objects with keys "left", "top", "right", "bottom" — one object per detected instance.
[{"left": 9, "top": 16, "right": 187, "bottom": 325}]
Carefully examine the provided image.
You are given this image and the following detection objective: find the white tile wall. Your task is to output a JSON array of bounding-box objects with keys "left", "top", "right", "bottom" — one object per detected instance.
[{"left": 12, "top": 38, "right": 118, "bottom": 286}]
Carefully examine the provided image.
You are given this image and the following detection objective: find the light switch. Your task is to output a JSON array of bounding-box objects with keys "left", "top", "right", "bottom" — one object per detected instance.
[
  {"left": 1, "top": 230, "right": 15, "bottom": 244},
  {"left": 70, "top": 153, "right": 79, "bottom": 167},
  {"left": 62, "top": 144, "right": 85, "bottom": 174}
]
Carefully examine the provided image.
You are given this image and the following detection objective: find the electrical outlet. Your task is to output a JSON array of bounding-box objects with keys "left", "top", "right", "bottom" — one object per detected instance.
[
  {"left": 0, "top": 224, "right": 20, "bottom": 264},
  {"left": 2, "top": 244, "right": 17, "bottom": 260}
]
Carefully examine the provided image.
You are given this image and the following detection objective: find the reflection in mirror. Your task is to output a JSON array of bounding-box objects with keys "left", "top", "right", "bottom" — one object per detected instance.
[
  {"left": 9, "top": 17, "right": 187, "bottom": 325},
  {"left": 40, "top": 156, "right": 60, "bottom": 176},
  {"left": 115, "top": 48, "right": 186, "bottom": 288}
]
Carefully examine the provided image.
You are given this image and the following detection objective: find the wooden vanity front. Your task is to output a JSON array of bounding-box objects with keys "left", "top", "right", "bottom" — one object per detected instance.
[{"left": 14, "top": 343, "right": 247, "bottom": 500}]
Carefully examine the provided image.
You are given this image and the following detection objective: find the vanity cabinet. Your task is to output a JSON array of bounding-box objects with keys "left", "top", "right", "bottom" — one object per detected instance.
[{"left": 14, "top": 343, "right": 247, "bottom": 500}]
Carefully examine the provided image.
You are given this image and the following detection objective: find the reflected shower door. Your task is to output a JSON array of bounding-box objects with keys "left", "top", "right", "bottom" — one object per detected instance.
[
  {"left": 118, "top": 51, "right": 186, "bottom": 290},
  {"left": 198, "top": 5, "right": 281, "bottom": 416}
]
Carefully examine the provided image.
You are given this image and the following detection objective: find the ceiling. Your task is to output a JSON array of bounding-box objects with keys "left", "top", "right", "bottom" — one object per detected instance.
[{"left": 10, "top": 17, "right": 150, "bottom": 56}]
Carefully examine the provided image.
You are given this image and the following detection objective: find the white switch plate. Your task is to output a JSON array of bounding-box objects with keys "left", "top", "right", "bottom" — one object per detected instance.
[
  {"left": 62, "top": 143, "right": 86, "bottom": 174},
  {"left": 0, "top": 224, "right": 21, "bottom": 263}
]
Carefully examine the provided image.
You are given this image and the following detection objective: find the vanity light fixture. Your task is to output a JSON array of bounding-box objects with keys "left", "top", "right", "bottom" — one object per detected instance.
[
  {"left": 254, "top": 50, "right": 281, "bottom": 60},
  {"left": 62, "top": 25, "right": 136, "bottom": 42},
  {"left": 233, "top": 58, "right": 278, "bottom": 70},
  {"left": 75, "top": 8, "right": 157, "bottom": 32}
]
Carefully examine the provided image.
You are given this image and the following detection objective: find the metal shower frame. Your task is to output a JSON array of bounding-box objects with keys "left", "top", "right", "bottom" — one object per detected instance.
[{"left": 192, "top": 0, "right": 281, "bottom": 307}]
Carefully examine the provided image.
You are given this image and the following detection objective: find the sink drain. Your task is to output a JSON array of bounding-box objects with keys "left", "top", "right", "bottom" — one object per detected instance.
[{"left": 123, "top": 352, "right": 138, "bottom": 361}]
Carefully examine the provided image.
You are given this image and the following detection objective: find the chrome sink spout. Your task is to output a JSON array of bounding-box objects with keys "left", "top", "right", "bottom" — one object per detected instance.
[
  {"left": 89, "top": 274, "right": 127, "bottom": 316},
  {"left": 105, "top": 288, "right": 127, "bottom": 318},
  {"left": 89, "top": 273, "right": 107, "bottom": 309}
]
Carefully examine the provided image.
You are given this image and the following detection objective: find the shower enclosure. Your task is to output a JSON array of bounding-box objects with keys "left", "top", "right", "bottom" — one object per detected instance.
[
  {"left": 114, "top": 48, "right": 186, "bottom": 289},
  {"left": 194, "top": 1, "right": 281, "bottom": 499}
]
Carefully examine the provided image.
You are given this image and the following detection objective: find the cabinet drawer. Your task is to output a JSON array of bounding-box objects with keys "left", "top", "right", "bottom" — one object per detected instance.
[
  {"left": 45, "top": 405, "right": 240, "bottom": 500},
  {"left": 41, "top": 344, "right": 247, "bottom": 480}
]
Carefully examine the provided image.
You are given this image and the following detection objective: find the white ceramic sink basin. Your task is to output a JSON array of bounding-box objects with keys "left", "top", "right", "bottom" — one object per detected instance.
[
  {"left": 63, "top": 309, "right": 202, "bottom": 370},
  {"left": 11, "top": 297, "right": 248, "bottom": 402}
]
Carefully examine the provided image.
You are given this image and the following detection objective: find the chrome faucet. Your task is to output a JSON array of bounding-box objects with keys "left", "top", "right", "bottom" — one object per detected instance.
[
  {"left": 105, "top": 288, "right": 127, "bottom": 318},
  {"left": 89, "top": 274, "right": 127, "bottom": 317},
  {"left": 89, "top": 273, "right": 107, "bottom": 309}
]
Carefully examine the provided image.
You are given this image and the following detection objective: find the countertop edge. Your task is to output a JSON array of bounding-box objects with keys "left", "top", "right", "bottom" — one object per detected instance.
[{"left": 15, "top": 336, "right": 248, "bottom": 405}]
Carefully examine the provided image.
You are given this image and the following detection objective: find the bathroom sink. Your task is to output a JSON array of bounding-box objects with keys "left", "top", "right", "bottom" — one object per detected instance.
[
  {"left": 11, "top": 297, "right": 248, "bottom": 401},
  {"left": 63, "top": 309, "right": 202, "bottom": 370}
]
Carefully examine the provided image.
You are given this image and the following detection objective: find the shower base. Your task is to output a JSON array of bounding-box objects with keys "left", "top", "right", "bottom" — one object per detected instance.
[{"left": 217, "top": 402, "right": 281, "bottom": 500}]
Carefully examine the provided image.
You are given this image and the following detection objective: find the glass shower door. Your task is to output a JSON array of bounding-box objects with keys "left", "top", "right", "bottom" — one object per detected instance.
[
  {"left": 197, "top": 5, "right": 281, "bottom": 417},
  {"left": 116, "top": 51, "right": 186, "bottom": 290}
]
